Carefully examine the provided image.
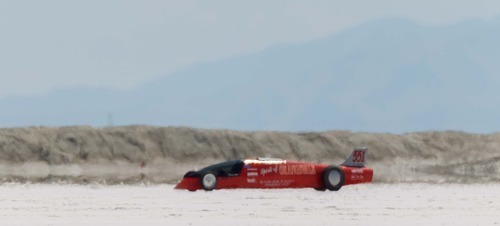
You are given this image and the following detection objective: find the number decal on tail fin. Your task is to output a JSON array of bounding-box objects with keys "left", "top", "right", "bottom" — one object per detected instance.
[
  {"left": 352, "top": 150, "right": 365, "bottom": 163},
  {"left": 341, "top": 148, "right": 367, "bottom": 167}
]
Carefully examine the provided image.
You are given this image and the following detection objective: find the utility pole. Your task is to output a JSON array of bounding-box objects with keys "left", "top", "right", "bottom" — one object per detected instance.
[{"left": 107, "top": 113, "right": 114, "bottom": 127}]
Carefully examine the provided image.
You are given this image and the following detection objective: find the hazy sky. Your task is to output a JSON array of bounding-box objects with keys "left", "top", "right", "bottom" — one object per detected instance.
[{"left": 1, "top": 0, "right": 500, "bottom": 98}]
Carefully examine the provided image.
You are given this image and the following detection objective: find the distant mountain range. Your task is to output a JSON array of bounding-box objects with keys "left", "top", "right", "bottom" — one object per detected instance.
[{"left": 3, "top": 17, "right": 500, "bottom": 133}]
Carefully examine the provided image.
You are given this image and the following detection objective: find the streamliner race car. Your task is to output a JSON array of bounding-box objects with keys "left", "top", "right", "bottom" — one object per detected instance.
[{"left": 175, "top": 147, "right": 373, "bottom": 191}]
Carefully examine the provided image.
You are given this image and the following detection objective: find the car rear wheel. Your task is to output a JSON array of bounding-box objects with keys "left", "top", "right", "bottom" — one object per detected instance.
[
  {"left": 200, "top": 172, "right": 217, "bottom": 191},
  {"left": 322, "top": 166, "right": 344, "bottom": 191}
]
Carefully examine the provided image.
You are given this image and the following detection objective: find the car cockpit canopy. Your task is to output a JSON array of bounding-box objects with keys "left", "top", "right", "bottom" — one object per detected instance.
[{"left": 198, "top": 160, "right": 244, "bottom": 177}]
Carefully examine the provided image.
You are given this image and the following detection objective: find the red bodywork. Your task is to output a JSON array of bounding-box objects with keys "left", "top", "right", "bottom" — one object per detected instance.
[{"left": 175, "top": 159, "right": 373, "bottom": 191}]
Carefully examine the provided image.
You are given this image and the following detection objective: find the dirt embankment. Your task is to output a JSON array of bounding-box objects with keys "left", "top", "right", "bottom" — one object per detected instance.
[{"left": 0, "top": 126, "right": 498, "bottom": 184}]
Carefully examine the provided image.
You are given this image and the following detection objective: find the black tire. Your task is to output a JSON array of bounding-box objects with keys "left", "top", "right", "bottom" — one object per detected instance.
[
  {"left": 322, "top": 166, "right": 345, "bottom": 191},
  {"left": 200, "top": 172, "right": 217, "bottom": 191}
]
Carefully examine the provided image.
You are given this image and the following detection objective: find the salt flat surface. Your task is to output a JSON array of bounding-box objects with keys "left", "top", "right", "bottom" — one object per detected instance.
[{"left": 0, "top": 183, "right": 499, "bottom": 226}]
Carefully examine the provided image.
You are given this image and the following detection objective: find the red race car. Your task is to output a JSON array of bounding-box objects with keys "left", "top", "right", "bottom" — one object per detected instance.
[{"left": 175, "top": 148, "right": 373, "bottom": 191}]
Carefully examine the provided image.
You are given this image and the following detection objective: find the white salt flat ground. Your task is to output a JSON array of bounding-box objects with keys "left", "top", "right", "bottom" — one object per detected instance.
[{"left": 0, "top": 183, "right": 498, "bottom": 226}]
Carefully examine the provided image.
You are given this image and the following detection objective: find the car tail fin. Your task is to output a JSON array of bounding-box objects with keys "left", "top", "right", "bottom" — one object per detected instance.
[{"left": 341, "top": 147, "right": 368, "bottom": 167}]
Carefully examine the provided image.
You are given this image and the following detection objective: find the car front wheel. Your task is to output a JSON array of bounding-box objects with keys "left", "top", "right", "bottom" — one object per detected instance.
[{"left": 200, "top": 172, "right": 217, "bottom": 191}]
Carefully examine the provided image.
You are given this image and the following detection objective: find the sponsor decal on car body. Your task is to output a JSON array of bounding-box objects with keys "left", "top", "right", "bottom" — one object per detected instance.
[
  {"left": 247, "top": 172, "right": 258, "bottom": 177},
  {"left": 279, "top": 164, "right": 316, "bottom": 175}
]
